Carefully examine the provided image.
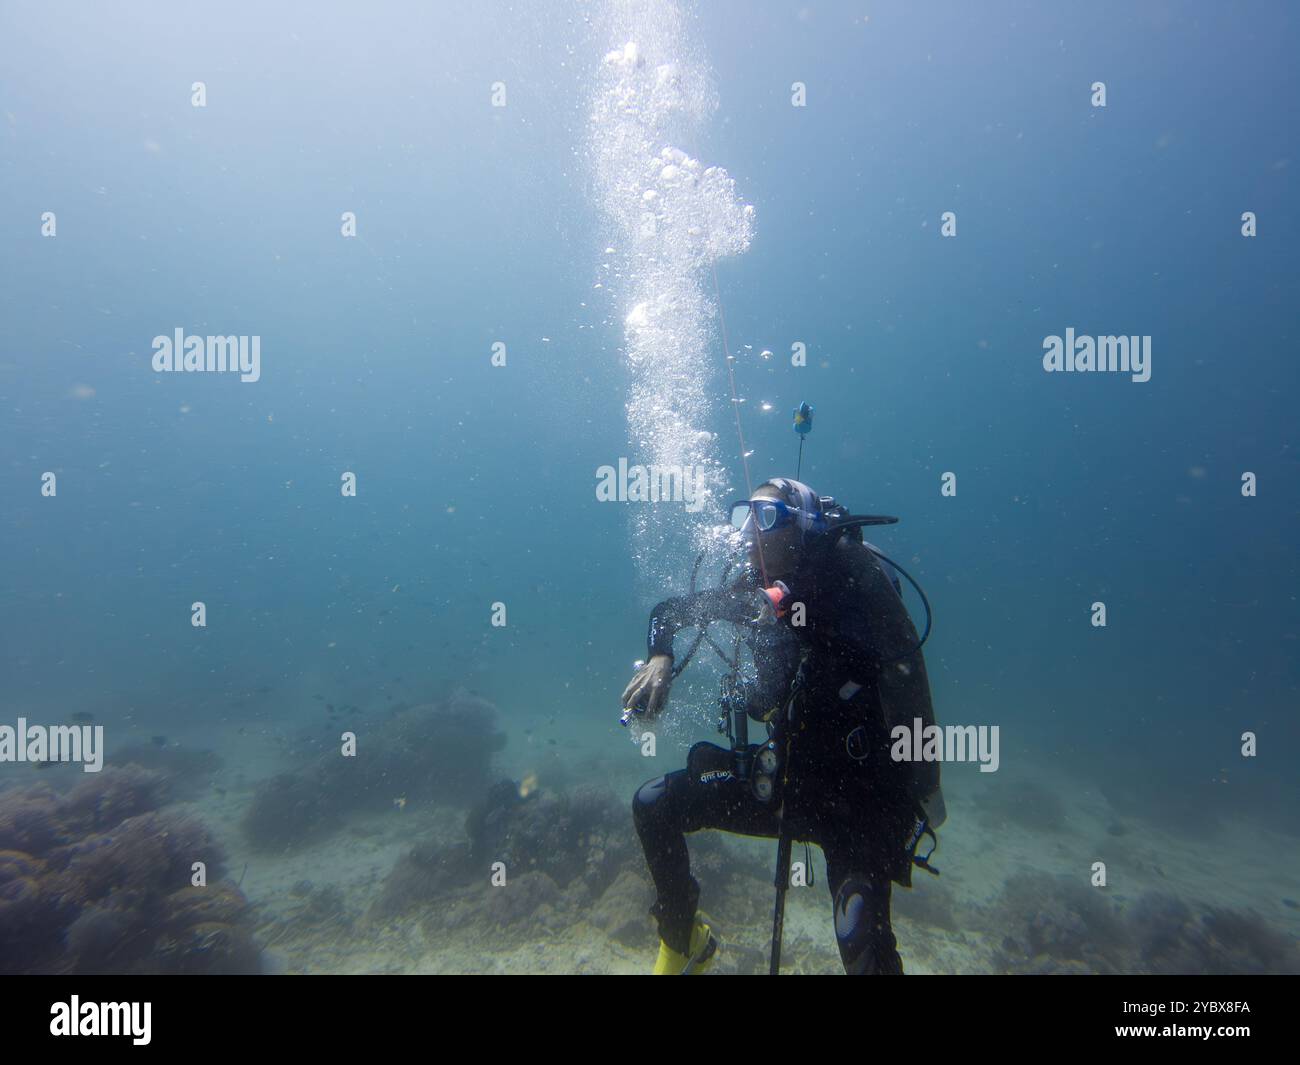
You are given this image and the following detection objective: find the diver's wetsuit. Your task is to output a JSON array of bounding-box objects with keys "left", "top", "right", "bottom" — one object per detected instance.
[{"left": 632, "top": 535, "right": 941, "bottom": 975}]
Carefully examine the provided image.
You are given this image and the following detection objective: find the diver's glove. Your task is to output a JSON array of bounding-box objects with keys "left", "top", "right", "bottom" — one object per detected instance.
[{"left": 620, "top": 653, "right": 674, "bottom": 725}]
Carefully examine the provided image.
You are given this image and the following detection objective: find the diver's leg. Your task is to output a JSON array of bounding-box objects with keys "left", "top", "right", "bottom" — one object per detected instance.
[
  {"left": 633, "top": 743, "right": 780, "bottom": 954},
  {"left": 823, "top": 836, "right": 904, "bottom": 975},
  {"left": 632, "top": 770, "right": 698, "bottom": 954}
]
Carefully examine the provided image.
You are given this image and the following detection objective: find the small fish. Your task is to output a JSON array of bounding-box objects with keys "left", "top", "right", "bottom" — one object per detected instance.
[
  {"left": 70, "top": 712, "right": 95, "bottom": 723},
  {"left": 151, "top": 735, "right": 167, "bottom": 747},
  {"left": 33, "top": 759, "right": 58, "bottom": 770},
  {"left": 326, "top": 704, "right": 334, "bottom": 712}
]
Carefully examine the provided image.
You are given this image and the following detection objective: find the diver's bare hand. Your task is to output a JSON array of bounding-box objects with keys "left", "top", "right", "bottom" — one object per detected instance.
[{"left": 621, "top": 654, "right": 673, "bottom": 722}]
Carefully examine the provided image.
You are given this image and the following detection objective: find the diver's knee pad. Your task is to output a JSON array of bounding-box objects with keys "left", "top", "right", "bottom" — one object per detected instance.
[
  {"left": 833, "top": 878, "right": 903, "bottom": 975},
  {"left": 632, "top": 776, "right": 669, "bottom": 828}
]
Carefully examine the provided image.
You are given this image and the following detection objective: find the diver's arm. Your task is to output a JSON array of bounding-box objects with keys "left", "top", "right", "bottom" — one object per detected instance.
[
  {"left": 646, "top": 578, "right": 758, "bottom": 660},
  {"left": 622, "top": 576, "right": 759, "bottom": 722},
  {"left": 647, "top": 579, "right": 798, "bottom": 722}
]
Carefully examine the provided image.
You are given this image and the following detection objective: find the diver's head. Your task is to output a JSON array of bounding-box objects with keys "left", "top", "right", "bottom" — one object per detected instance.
[{"left": 730, "top": 477, "right": 827, "bottom": 581}]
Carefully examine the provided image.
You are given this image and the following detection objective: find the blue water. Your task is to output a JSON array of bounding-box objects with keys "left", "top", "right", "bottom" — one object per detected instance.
[{"left": 1, "top": 1, "right": 1296, "bottom": 974}]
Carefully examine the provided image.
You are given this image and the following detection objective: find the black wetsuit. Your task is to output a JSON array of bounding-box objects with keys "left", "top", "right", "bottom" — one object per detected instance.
[{"left": 632, "top": 535, "right": 940, "bottom": 974}]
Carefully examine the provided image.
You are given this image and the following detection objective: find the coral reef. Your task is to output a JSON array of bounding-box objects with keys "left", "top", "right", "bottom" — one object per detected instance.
[
  {"left": 369, "top": 840, "right": 473, "bottom": 922},
  {"left": 109, "top": 742, "right": 223, "bottom": 801},
  {"left": 367, "top": 776, "right": 788, "bottom": 966},
  {"left": 465, "top": 780, "right": 638, "bottom": 896},
  {"left": 373, "top": 779, "right": 638, "bottom": 915},
  {"left": 1125, "top": 893, "right": 1298, "bottom": 974},
  {"left": 990, "top": 870, "right": 1300, "bottom": 974},
  {"left": 369, "top": 778, "right": 655, "bottom": 947},
  {"left": 242, "top": 691, "right": 506, "bottom": 853},
  {"left": 241, "top": 769, "right": 341, "bottom": 853},
  {"left": 258, "top": 880, "right": 357, "bottom": 951},
  {"left": 993, "top": 872, "right": 1126, "bottom": 971},
  {"left": 584, "top": 869, "right": 655, "bottom": 948},
  {"left": 0, "top": 765, "right": 259, "bottom": 974}
]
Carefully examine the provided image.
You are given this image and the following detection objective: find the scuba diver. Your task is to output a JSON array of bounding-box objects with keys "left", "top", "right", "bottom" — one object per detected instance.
[{"left": 621, "top": 477, "right": 946, "bottom": 975}]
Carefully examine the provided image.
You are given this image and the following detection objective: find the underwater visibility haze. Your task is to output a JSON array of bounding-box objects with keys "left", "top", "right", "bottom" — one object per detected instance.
[{"left": 0, "top": 0, "right": 1297, "bottom": 983}]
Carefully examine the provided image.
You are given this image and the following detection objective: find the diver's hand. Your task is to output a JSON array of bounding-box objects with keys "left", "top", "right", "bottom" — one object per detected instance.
[{"left": 621, "top": 654, "right": 674, "bottom": 722}]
